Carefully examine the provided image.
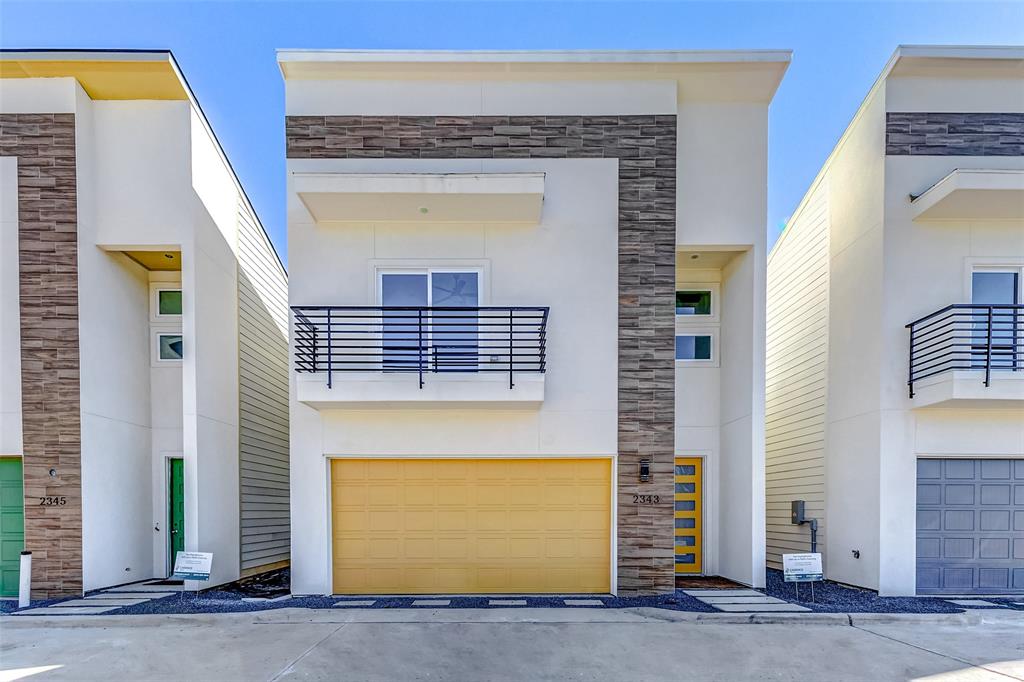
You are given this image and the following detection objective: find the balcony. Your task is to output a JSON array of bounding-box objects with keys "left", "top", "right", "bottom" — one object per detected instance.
[
  {"left": 292, "top": 306, "right": 548, "bottom": 408},
  {"left": 906, "top": 304, "right": 1024, "bottom": 408}
]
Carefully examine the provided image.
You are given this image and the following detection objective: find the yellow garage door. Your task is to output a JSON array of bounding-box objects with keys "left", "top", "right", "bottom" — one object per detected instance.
[{"left": 331, "top": 458, "right": 611, "bottom": 594}]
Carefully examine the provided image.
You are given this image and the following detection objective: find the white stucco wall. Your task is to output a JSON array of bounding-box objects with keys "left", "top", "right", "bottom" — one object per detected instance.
[
  {"left": 92, "top": 101, "right": 191, "bottom": 249},
  {"left": 2, "top": 73, "right": 270, "bottom": 591},
  {"left": 676, "top": 102, "right": 768, "bottom": 587},
  {"left": 180, "top": 119, "right": 242, "bottom": 587},
  {"left": 288, "top": 157, "right": 619, "bottom": 594},
  {"left": 775, "top": 65, "right": 1024, "bottom": 596},
  {"left": 818, "top": 85, "right": 889, "bottom": 592},
  {"left": 0, "top": 157, "right": 21, "bottom": 457},
  {"left": 873, "top": 72, "right": 1024, "bottom": 595},
  {"left": 73, "top": 87, "right": 159, "bottom": 590},
  {"left": 285, "top": 65, "right": 775, "bottom": 593}
]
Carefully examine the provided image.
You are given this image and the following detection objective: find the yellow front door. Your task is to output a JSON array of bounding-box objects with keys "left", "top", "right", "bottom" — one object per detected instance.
[
  {"left": 674, "top": 457, "right": 703, "bottom": 575},
  {"left": 330, "top": 458, "right": 611, "bottom": 594}
]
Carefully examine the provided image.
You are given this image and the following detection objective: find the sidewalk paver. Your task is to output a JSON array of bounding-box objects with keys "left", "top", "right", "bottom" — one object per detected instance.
[
  {"left": 713, "top": 603, "right": 811, "bottom": 613},
  {"left": 14, "top": 605, "right": 120, "bottom": 615}
]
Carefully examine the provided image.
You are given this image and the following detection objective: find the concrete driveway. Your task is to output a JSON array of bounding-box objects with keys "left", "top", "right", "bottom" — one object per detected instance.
[{"left": 1, "top": 608, "right": 1022, "bottom": 681}]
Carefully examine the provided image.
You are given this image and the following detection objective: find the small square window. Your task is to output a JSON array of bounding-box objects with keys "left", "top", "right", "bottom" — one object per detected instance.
[
  {"left": 676, "top": 335, "right": 712, "bottom": 361},
  {"left": 158, "top": 334, "right": 183, "bottom": 361},
  {"left": 158, "top": 290, "right": 182, "bottom": 316},
  {"left": 676, "top": 291, "right": 711, "bottom": 316}
]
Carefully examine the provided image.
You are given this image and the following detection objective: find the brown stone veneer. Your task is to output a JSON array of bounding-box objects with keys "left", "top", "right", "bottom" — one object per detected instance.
[
  {"left": 286, "top": 115, "right": 677, "bottom": 594},
  {"left": 0, "top": 113, "right": 82, "bottom": 598}
]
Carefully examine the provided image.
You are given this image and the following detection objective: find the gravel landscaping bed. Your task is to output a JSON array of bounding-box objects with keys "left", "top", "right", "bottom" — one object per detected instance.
[
  {"left": 102, "top": 589, "right": 718, "bottom": 615},
  {"left": 760, "top": 568, "right": 1021, "bottom": 613},
  {"left": 7, "top": 568, "right": 1021, "bottom": 616}
]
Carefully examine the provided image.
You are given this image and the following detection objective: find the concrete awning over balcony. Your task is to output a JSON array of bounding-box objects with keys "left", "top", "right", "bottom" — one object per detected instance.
[
  {"left": 294, "top": 172, "right": 545, "bottom": 224},
  {"left": 911, "top": 169, "right": 1024, "bottom": 221}
]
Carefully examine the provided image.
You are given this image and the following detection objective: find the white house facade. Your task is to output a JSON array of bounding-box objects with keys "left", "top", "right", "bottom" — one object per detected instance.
[
  {"left": 766, "top": 46, "right": 1024, "bottom": 596},
  {"left": 282, "top": 50, "right": 788, "bottom": 595},
  {"left": 0, "top": 50, "right": 289, "bottom": 598}
]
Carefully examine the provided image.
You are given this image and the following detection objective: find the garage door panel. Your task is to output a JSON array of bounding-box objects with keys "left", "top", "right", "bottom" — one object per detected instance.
[
  {"left": 981, "top": 510, "right": 1009, "bottom": 531},
  {"left": 917, "top": 458, "right": 1022, "bottom": 595},
  {"left": 981, "top": 485, "right": 1011, "bottom": 505},
  {"left": 979, "top": 568, "right": 1010, "bottom": 589},
  {"left": 331, "top": 458, "right": 611, "bottom": 594},
  {"left": 917, "top": 538, "right": 940, "bottom": 559},
  {"left": 944, "top": 510, "right": 974, "bottom": 530},
  {"left": 945, "top": 460, "right": 975, "bottom": 479},
  {"left": 944, "top": 485, "right": 974, "bottom": 505},
  {"left": 918, "top": 484, "right": 940, "bottom": 505},
  {"left": 979, "top": 538, "right": 1009, "bottom": 559},
  {"left": 981, "top": 460, "right": 1010, "bottom": 479}
]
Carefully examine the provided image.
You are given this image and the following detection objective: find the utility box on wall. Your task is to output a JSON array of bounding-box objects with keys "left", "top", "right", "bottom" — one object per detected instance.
[{"left": 791, "top": 500, "right": 806, "bottom": 525}]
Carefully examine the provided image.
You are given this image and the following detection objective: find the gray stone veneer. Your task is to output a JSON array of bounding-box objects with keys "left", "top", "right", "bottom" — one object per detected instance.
[
  {"left": 286, "top": 115, "right": 677, "bottom": 594},
  {"left": 886, "top": 113, "right": 1024, "bottom": 156}
]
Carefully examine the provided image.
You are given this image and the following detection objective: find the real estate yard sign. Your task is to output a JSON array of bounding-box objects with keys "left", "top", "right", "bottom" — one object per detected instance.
[
  {"left": 782, "top": 553, "right": 823, "bottom": 583},
  {"left": 172, "top": 551, "right": 213, "bottom": 581}
]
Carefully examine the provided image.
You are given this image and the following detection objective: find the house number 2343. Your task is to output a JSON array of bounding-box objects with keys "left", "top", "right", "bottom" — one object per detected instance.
[{"left": 632, "top": 494, "right": 659, "bottom": 505}]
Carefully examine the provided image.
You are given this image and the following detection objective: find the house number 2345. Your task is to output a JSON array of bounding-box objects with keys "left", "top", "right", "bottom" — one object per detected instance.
[{"left": 632, "top": 494, "right": 659, "bottom": 505}]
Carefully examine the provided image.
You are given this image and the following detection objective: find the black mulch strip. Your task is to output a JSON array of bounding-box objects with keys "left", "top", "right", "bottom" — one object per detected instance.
[
  {"left": 760, "top": 568, "right": 1022, "bottom": 613},
  {"left": 6, "top": 568, "right": 1021, "bottom": 616}
]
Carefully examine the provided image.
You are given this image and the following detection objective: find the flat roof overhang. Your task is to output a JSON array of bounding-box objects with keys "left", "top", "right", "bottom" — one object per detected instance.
[
  {"left": 276, "top": 49, "right": 791, "bottom": 103},
  {"left": 293, "top": 172, "right": 545, "bottom": 224},
  {"left": 0, "top": 50, "right": 187, "bottom": 100},
  {"left": 911, "top": 169, "right": 1024, "bottom": 221}
]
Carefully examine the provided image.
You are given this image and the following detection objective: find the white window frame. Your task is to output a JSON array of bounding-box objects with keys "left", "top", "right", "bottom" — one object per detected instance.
[
  {"left": 964, "top": 258, "right": 1024, "bottom": 303},
  {"left": 674, "top": 329, "right": 719, "bottom": 367},
  {"left": 152, "top": 328, "right": 184, "bottom": 366},
  {"left": 374, "top": 266, "right": 487, "bottom": 307},
  {"left": 150, "top": 284, "right": 183, "bottom": 322},
  {"left": 675, "top": 282, "right": 720, "bottom": 322}
]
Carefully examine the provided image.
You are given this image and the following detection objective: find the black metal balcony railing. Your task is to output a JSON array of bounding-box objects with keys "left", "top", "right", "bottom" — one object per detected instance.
[
  {"left": 906, "top": 304, "right": 1023, "bottom": 398},
  {"left": 292, "top": 306, "right": 549, "bottom": 390}
]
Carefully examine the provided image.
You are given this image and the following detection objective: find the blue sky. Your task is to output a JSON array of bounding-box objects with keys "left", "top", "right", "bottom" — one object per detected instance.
[{"left": 2, "top": 1, "right": 1021, "bottom": 265}]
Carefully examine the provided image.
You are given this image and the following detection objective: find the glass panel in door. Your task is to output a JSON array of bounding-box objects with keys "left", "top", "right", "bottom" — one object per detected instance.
[
  {"left": 431, "top": 272, "right": 479, "bottom": 371},
  {"left": 972, "top": 271, "right": 1020, "bottom": 369},
  {"left": 381, "top": 273, "right": 428, "bottom": 370}
]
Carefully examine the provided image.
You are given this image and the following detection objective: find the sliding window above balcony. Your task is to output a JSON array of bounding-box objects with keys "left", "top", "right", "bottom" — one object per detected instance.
[
  {"left": 292, "top": 306, "right": 548, "bottom": 408},
  {"left": 906, "top": 304, "right": 1024, "bottom": 407}
]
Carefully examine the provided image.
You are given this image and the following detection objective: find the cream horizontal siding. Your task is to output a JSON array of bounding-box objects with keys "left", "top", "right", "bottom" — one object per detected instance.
[
  {"left": 237, "top": 200, "right": 290, "bottom": 573},
  {"left": 766, "top": 178, "right": 830, "bottom": 571}
]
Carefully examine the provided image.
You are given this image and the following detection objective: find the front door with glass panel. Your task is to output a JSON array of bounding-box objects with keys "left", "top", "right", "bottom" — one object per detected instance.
[
  {"left": 972, "top": 269, "right": 1021, "bottom": 369},
  {"left": 379, "top": 270, "right": 480, "bottom": 372},
  {"left": 674, "top": 457, "right": 703, "bottom": 575}
]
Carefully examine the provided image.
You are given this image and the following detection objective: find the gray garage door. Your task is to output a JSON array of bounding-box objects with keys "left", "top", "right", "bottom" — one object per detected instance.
[{"left": 917, "top": 459, "right": 1024, "bottom": 595}]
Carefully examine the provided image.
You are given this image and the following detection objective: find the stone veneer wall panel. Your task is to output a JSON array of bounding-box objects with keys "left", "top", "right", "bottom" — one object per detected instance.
[
  {"left": 885, "top": 113, "right": 1024, "bottom": 155},
  {"left": 0, "top": 113, "right": 82, "bottom": 598},
  {"left": 286, "top": 115, "right": 677, "bottom": 594}
]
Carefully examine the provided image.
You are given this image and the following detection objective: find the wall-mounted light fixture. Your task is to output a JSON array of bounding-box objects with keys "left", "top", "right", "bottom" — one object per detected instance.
[{"left": 639, "top": 459, "right": 651, "bottom": 483}]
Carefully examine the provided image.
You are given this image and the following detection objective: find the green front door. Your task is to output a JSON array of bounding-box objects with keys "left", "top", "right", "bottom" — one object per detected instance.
[
  {"left": 0, "top": 458, "right": 25, "bottom": 597},
  {"left": 169, "top": 458, "right": 184, "bottom": 575}
]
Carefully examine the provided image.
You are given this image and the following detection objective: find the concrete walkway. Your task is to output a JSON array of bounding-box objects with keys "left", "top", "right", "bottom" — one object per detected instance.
[{"left": 1, "top": 608, "right": 1021, "bottom": 681}]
